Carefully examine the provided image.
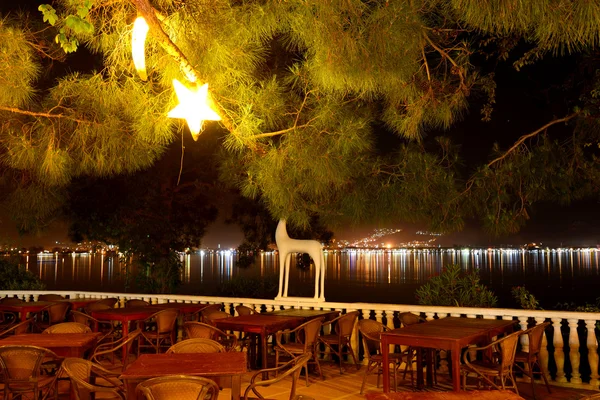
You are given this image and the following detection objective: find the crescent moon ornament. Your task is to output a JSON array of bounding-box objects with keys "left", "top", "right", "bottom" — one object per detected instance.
[{"left": 132, "top": 16, "right": 149, "bottom": 81}]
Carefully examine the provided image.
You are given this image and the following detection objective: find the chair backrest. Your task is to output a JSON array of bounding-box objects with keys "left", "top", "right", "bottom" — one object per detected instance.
[
  {"left": 399, "top": 312, "right": 424, "bottom": 326},
  {"left": 43, "top": 322, "right": 92, "bottom": 334},
  {"left": 126, "top": 299, "right": 150, "bottom": 308},
  {"left": 235, "top": 305, "right": 255, "bottom": 316},
  {"left": 85, "top": 302, "right": 112, "bottom": 314},
  {"left": 358, "top": 319, "right": 385, "bottom": 357},
  {"left": 45, "top": 302, "right": 71, "bottom": 324},
  {"left": 95, "top": 298, "right": 118, "bottom": 308},
  {"left": 522, "top": 321, "right": 550, "bottom": 358},
  {"left": 243, "top": 353, "right": 312, "bottom": 400},
  {"left": 184, "top": 321, "right": 221, "bottom": 340},
  {"left": 202, "top": 310, "right": 231, "bottom": 325},
  {"left": 91, "top": 328, "right": 142, "bottom": 371},
  {"left": 0, "top": 345, "right": 57, "bottom": 381},
  {"left": 0, "top": 297, "right": 24, "bottom": 305},
  {"left": 71, "top": 310, "right": 94, "bottom": 325},
  {"left": 147, "top": 309, "right": 179, "bottom": 333},
  {"left": 334, "top": 311, "right": 359, "bottom": 337},
  {"left": 496, "top": 331, "right": 521, "bottom": 372},
  {"left": 166, "top": 338, "right": 225, "bottom": 354},
  {"left": 299, "top": 317, "right": 323, "bottom": 348},
  {"left": 136, "top": 375, "right": 219, "bottom": 400},
  {"left": 38, "top": 294, "right": 65, "bottom": 302},
  {"left": 0, "top": 319, "right": 33, "bottom": 338},
  {"left": 62, "top": 357, "right": 126, "bottom": 400}
]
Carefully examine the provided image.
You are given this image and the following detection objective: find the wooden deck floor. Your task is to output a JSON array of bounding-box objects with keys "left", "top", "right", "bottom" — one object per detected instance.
[
  {"left": 47, "top": 358, "right": 599, "bottom": 400},
  {"left": 217, "top": 360, "right": 599, "bottom": 400}
]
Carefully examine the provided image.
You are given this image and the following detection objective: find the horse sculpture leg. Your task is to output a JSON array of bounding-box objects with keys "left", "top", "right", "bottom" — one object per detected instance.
[
  {"left": 277, "top": 252, "right": 287, "bottom": 299},
  {"left": 283, "top": 253, "right": 291, "bottom": 297},
  {"left": 312, "top": 252, "right": 321, "bottom": 299}
]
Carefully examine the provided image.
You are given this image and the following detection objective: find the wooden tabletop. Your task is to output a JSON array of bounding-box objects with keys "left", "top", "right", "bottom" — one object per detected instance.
[
  {"left": 148, "top": 302, "right": 210, "bottom": 314},
  {"left": 0, "top": 301, "right": 56, "bottom": 311},
  {"left": 262, "top": 309, "right": 339, "bottom": 322},
  {"left": 215, "top": 315, "right": 304, "bottom": 335},
  {"left": 0, "top": 332, "right": 101, "bottom": 357},
  {"left": 120, "top": 352, "right": 247, "bottom": 379},
  {"left": 91, "top": 307, "right": 158, "bottom": 322},
  {"left": 427, "top": 317, "right": 516, "bottom": 335},
  {"left": 365, "top": 390, "right": 525, "bottom": 399}
]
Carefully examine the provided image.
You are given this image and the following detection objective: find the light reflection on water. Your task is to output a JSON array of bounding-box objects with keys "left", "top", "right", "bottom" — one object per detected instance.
[{"left": 24, "top": 248, "right": 600, "bottom": 307}]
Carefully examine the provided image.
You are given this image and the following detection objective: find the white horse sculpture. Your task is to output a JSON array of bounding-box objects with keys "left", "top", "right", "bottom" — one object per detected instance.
[{"left": 275, "top": 219, "right": 325, "bottom": 301}]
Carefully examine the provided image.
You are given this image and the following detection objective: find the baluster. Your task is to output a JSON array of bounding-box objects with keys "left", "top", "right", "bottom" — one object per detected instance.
[
  {"left": 519, "top": 317, "right": 531, "bottom": 381},
  {"left": 425, "top": 312, "right": 435, "bottom": 321},
  {"left": 568, "top": 318, "right": 582, "bottom": 384},
  {"left": 552, "top": 318, "right": 567, "bottom": 383},
  {"left": 540, "top": 319, "right": 550, "bottom": 385},
  {"left": 586, "top": 319, "right": 599, "bottom": 388},
  {"left": 33, "top": 294, "right": 39, "bottom": 301}
]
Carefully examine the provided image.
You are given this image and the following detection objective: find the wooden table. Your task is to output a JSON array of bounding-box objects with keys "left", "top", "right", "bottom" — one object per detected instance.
[
  {"left": 119, "top": 352, "right": 246, "bottom": 400},
  {"left": 148, "top": 302, "right": 210, "bottom": 315},
  {"left": 0, "top": 301, "right": 56, "bottom": 322},
  {"left": 365, "top": 390, "right": 524, "bottom": 400},
  {"left": 262, "top": 309, "right": 339, "bottom": 322},
  {"left": 91, "top": 307, "right": 159, "bottom": 360},
  {"left": 57, "top": 298, "right": 101, "bottom": 311},
  {"left": 215, "top": 315, "right": 304, "bottom": 375},
  {"left": 381, "top": 317, "right": 515, "bottom": 392},
  {"left": 0, "top": 332, "right": 101, "bottom": 357}
]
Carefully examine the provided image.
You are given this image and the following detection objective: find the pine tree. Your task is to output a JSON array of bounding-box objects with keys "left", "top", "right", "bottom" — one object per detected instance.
[{"left": 1, "top": 0, "right": 599, "bottom": 237}]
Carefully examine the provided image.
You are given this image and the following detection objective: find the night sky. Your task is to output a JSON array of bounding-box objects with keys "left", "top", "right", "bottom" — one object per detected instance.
[{"left": 1, "top": 1, "right": 599, "bottom": 249}]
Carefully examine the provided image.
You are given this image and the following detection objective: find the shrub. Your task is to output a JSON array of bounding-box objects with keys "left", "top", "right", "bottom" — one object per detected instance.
[
  {"left": 415, "top": 264, "right": 497, "bottom": 307},
  {"left": 0, "top": 258, "right": 46, "bottom": 290},
  {"left": 511, "top": 286, "right": 540, "bottom": 310}
]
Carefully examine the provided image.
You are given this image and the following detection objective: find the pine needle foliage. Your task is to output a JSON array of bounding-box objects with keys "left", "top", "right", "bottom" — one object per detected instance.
[{"left": 1, "top": 0, "right": 600, "bottom": 238}]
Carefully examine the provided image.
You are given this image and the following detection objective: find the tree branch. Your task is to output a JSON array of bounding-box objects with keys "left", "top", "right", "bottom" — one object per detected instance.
[
  {"left": 128, "top": 0, "right": 234, "bottom": 132},
  {"left": 422, "top": 31, "right": 466, "bottom": 92},
  {"left": 0, "top": 106, "right": 91, "bottom": 124},
  {"left": 486, "top": 111, "right": 580, "bottom": 168}
]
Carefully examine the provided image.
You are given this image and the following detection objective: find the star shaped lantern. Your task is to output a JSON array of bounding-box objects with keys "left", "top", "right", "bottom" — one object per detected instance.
[{"left": 168, "top": 79, "right": 221, "bottom": 140}]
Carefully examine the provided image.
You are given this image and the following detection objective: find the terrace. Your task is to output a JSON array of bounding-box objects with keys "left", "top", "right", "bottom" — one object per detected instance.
[{"left": 2, "top": 289, "right": 600, "bottom": 400}]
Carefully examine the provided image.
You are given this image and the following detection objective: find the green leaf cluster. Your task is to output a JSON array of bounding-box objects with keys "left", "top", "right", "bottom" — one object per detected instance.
[
  {"left": 415, "top": 264, "right": 498, "bottom": 308},
  {"left": 0, "top": 258, "right": 46, "bottom": 291}
]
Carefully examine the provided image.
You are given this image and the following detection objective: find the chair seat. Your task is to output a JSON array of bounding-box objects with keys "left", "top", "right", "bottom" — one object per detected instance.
[
  {"left": 6, "top": 375, "right": 56, "bottom": 390},
  {"left": 514, "top": 351, "right": 535, "bottom": 362},
  {"left": 275, "top": 343, "right": 305, "bottom": 354},
  {"left": 464, "top": 360, "right": 505, "bottom": 376},
  {"left": 318, "top": 334, "right": 339, "bottom": 344},
  {"left": 370, "top": 352, "right": 404, "bottom": 363}
]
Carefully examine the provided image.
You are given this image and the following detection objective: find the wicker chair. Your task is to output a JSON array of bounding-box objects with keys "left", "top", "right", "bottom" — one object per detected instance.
[
  {"left": 91, "top": 328, "right": 141, "bottom": 372},
  {"left": 42, "top": 322, "right": 92, "bottom": 334},
  {"left": 0, "top": 318, "right": 33, "bottom": 338},
  {"left": 85, "top": 302, "right": 113, "bottom": 314},
  {"left": 357, "top": 319, "right": 406, "bottom": 394},
  {"left": 202, "top": 310, "right": 232, "bottom": 325},
  {"left": 126, "top": 299, "right": 150, "bottom": 307},
  {"left": 61, "top": 357, "right": 126, "bottom": 400},
  {"left": 275, "top": 317, "right": 324, "bottom": 385},
  {"left": 318, "top": 311, "right": 359, "bottom": 373},
  {"left": 235, "top": 305, "right": 255, "bottom": 316},
  {"left": 71, "top": 310, "right": 115, "bottom": 344},
  {"left": 136, "top": 375, "right": 220, "bottom": 400},
  {"left": 38, "top": 294, "right": 65, "bottom": 302},
  {"left": 166, "top": 338, "right": 226, "bottom": 354},
  {"left": 0, "top": 345, "right": 60, "bottom": 400},
  {"left": 183, "top": 321, "right": 238, "bottom": 351},
  {"left": 139, "top": 309, "right": 179, "bottom": 354},
  {"left": 513, "top": 322, "right": 552, "bottom": 399},
  {"left": 186, "top": 303, "right": 221, "bottom": 322},
  {"left": 0, "top": 297, "right": 24, "bottom": 305},
  {"left": 35, "top": 302, "right": 71, "bottom": 332},
  {"left": 243, "top": 353, "right": 314, "bottom": 400},
  {"left": 461, "top": 330, "right": 521, "bottom": 393},
  {"left": 96, "top": 297, "right": 119, "bottom": 308},
  {"left": 398, "top": 312, "right": 432, "bottom": 383}
]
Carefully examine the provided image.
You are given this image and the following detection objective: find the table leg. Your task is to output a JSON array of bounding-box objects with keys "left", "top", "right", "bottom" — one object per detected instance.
[
  {"left": 426, "top": 349, "right": 433, "bottom": 387},
  {"left": 121, "top": 319, "right": 130, "bottom": 363},
  {"left": 125, "top": 380, "right": 138, "bottom": 400},
  {"left": 416, "top": 348, "right": 424, "bottom": 388},
  {"left": 261, "top": 333, "right": 268, "bottom": 379},
  {"left": 382, "top": 336, "right": 390, "bottom": 392},
  {"left": 231, "top": 374, "right": 241, "bottom": 400},
  {"left": 451, "top": 344, "right": 461, "bottom": 391}
]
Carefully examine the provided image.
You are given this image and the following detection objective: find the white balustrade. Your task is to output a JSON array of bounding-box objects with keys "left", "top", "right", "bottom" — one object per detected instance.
[{"left": 2, "top": 290, "right": 600, "bottom": 391}]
